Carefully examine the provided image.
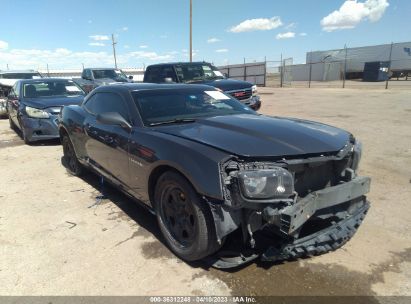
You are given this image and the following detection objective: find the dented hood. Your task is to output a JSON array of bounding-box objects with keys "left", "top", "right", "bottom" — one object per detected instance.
[{"left": 154, "top": 114, "right": 352, "bottom": 157}]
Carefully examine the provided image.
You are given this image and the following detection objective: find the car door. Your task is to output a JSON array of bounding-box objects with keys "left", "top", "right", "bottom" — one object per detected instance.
[{"left": 82, "top": 91, "right": 132, "bottom": 187}]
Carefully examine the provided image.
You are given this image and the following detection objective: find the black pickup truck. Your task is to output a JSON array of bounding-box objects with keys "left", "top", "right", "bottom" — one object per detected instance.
[
  {"left": 73, "top": 68, "right": 134, "bottom": 93},
  {"left": 143, "top": 62, "right": 261, "bottom": 111}
]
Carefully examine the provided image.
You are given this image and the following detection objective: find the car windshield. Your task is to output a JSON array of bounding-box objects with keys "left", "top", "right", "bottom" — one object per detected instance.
[
  {"left": 92, "top": 69, "right": 128, "bottom": 81},
  {"left": 132, "top": 88, "right": 255, "bottom": 126},
  {"left": 175, "top": 64, "right": 225, "bottom": 83},
  {"left": 22, "top": 80, "right": 85, "bottom": 98},
  {"left": 0, "top": 73, "right": 41, "bottom": 79}
]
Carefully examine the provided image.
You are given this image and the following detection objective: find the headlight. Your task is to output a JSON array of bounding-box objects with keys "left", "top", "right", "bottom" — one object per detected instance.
[
  {"left": 238, "top": 168, "right": 294, "bottom": 199},
  {"left": 351, "top": 140, "right": 362, "bottom": 171},
  {"left": 25, "top": 106, "right": 49, "bottom": 118},
  {"left": 252, "top": 85, "right": 258, "bottom": 96}
]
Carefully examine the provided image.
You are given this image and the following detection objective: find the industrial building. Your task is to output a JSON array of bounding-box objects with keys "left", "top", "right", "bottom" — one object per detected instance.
[{"left": 288, "top": 42, "right": 411, "bottom": 81}]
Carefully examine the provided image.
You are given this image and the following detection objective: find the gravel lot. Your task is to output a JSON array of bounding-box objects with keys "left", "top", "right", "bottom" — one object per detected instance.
[{"left": 0, "top": 87, "right": 410, "bottom": 298}]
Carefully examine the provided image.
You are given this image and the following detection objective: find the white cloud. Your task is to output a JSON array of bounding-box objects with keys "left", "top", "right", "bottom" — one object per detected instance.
[
  {"left": 0, "top": 40, "right": 9, "bottom": 50},
  {"left": 215, "top": 49, "right": 229, "bottom": 53},
  {"left": 276, "top": 32, "right": 296, "bottom": 39},
  {"left": 89, "top": 42, "right": 105, "bottom": 47},
  {"left": 122, "top": 27, "right": 128, "bottom": 31},
  {"left": 88, "top": 20, "right": 92, "bottom": 24},
  {"left": 299, "top": 32, "right": 308, "bottom": 36},
  {"left": 285, "top": 22, "right": 296, "bottom": 30},
  {"left": 229, "top": 17, "right": 282, "bottom": 33},
  {"left": 124, "top": 45, "right": 130, "bottom": 49},
  {"left": 0, "top": 46, "right": 176, "bottom": 70},
  {"left": 139, "top": 45, "right": 148, "bottom": 49},
  {"left": 89, "top": 35, "right": 110, "bottom": 41},
  {"left": 129, "top": 51, "right": 173, "bottom": 61},
  {"left": 207, "top": 38, "right": 220, "bottom": 43},
  {"left": 321, "top": 0, "right": 389, "bottom": 32}
]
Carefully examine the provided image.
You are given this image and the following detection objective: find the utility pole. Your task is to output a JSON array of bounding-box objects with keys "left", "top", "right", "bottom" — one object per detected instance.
[
  {"left": 189, "top": 0, "right": 192, "bottom": 62},
  {"left": 386, "top": 42, "right": 393, "bottom": 90},
  {"left": 112, "top": 34, "right": 118, "bottom": 69}
]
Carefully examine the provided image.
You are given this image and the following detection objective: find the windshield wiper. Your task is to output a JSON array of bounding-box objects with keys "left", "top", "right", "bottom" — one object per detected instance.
[{"left": 149, "top": 118, "right": 196, "bottom": 126}]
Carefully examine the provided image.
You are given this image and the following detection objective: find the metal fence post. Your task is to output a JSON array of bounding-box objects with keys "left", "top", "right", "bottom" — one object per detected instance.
[
  {"left": 386, "top": 42, "right": 393, "bottom": 90},
  {"left": 280, "top": 54, "right": 283, "bottom": 88},
  {"left": 243, "top": 58, "right": 246, "bottom": 81},
  {"left": 343, "top": 44, "right": 347, "bottom": 88},
  {"left": 263, "top": 56, "right": 267, "bottom": 87},
  {"left": 308, "top": 51, "right": 312, "bottom": 88}
]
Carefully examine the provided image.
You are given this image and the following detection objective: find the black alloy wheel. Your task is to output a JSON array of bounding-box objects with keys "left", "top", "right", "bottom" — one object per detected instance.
[
  {"left": 160, "top": 186, "right": 197, "bottom": 248},
  {"left": 154, "top": 171, "right": 221, "bottom": 261}
]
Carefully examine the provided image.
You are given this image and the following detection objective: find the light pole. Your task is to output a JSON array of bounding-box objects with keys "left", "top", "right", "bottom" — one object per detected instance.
[
  {"left": 112, "top": 34, "right": 118, "bottom": 69},
  {"left": 189, "top": 0, "right": 192, "bottom": 62}
]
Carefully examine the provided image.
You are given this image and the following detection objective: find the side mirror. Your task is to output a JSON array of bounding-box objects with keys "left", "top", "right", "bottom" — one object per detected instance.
[
  {"left": 96, "top": 112, "right": 132, "bottom": 131},
  {"left": 128, "top": 75, "right": 133, "bottom": 80}
]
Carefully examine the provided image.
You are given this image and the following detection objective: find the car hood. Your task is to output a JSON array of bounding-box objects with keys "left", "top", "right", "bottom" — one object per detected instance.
[
  {"left": 22, "top": 96, "right": 84, "bottom": 109},
  {"left": 154, "top": 114, "right": 351, "bottom": 158},
  {"left": 95, "top": 78, "right": 131, "bottom": 84},
  {"left": 189, "top": 78, "right": 252, "bottom": 91}
]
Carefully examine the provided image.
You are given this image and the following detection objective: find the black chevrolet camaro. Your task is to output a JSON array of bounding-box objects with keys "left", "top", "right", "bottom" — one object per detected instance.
[{"left": 59, "top": 83, "right": 371, "bottom": 268}]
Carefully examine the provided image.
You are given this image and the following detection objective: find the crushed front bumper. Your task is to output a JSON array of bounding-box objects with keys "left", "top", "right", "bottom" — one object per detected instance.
[
  {"left": 265, "top": 176, "right": 371, "bottom": 236},
  {"left": 21, "top": 115, "right": 60, "bottom": 142},
  {"left": 208, "top": 176, "right": 371, "bottom": 268},
  {"left": 262, "top": 200, "right": 369, "bottom": 261}
]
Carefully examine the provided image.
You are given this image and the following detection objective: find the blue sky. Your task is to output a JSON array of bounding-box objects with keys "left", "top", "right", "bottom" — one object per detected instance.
[{"left": 0, "top": 0, "right": 410, "bottom": 70}]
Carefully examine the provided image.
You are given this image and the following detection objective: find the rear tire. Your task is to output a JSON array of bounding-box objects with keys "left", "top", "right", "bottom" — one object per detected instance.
[
  {"left": 62, "top": 135, "right": 83, "bottom": 176},
  {"left": 154, "top": 171, "right": 221, "bottom": 261}
]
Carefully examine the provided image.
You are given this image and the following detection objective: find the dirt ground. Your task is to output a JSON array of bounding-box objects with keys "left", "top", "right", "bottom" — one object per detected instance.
[{"left": 0, "top": 88, "right": 410, "bottom": 299}]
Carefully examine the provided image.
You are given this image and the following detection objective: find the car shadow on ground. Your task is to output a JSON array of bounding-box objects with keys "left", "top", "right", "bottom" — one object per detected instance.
[{"left": 61, "top": 159, "right": 282, "bottom": 272}]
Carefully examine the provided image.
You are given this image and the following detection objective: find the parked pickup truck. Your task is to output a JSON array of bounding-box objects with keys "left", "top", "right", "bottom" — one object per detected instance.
[
  {"left": 143, "top": 62, "right": 261, "bottom": 111},
  {"left": 0, "top": 70, "right": 43, "bottom": 117},
  {"left": 73, "top": 68, "right": 134, "bottom": 93}
]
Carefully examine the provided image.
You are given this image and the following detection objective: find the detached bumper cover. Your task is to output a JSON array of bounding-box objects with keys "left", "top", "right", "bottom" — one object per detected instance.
[
  {"left": 262, "top": 200, "right": 370, "bottom": 261},
  {"left": 278, "top": 176, "right": 371, "bottom": 235}
]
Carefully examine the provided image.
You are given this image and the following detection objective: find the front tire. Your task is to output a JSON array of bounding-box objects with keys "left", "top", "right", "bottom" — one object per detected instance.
[
  {"left": 20, "top": 124, "right": 31, "bottom": 145},
  {"left": 154, "top": 171, "right": 221, "bottom": 261},
  {"left": 62, "top": 135, "right": 83, "bottom": 176}
]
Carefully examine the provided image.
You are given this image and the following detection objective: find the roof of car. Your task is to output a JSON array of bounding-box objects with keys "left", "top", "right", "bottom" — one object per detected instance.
[
  {"left": 84, "top": 68, "right": 121, "bottom": 70},
  {"left": 95, "top": 83, "right": 218, "bottom": 93},
  {"left": 19, "top": 78, "right": 73, "bottom": 83},
  {"left": 147, "top": 62, "right": 212, "bottom": 67},
  {"left": 0, "top": 70, "right": 39, "bottom": 74}
]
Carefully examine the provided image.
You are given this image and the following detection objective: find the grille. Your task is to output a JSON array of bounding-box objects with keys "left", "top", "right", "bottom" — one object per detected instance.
[{"left": 227, "top": 88, "right": 252, "bottom": 101}]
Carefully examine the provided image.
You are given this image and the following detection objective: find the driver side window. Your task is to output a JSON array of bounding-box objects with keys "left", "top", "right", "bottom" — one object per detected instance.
[{"left": 84, "top": 92, "right": 130, "bottom": 122}]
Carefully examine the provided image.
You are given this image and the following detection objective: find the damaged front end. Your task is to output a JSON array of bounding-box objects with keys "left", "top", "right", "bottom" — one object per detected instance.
[{"left": 207, "top": 140, "right": 370, "bottom": 268}]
